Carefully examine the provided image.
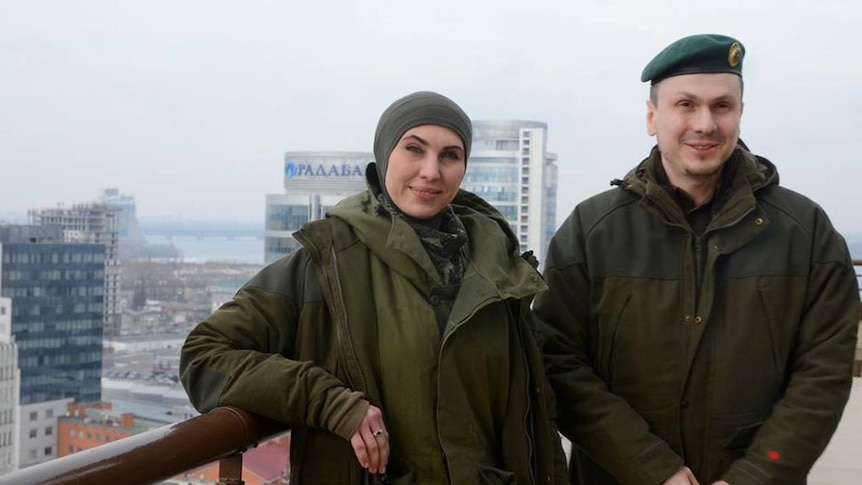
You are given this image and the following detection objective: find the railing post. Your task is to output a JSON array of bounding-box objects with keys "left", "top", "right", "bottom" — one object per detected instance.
[{"left": 217, "top": 452, "right": 245, "bottom": 485}]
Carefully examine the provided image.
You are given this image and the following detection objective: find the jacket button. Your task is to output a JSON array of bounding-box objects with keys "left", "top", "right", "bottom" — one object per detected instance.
[
  {"left": 429, "top": 295, "right": 441, "bottom": 306},
  {"left": 755, "top": 217, "right": 764, "bottom": 226},
  {"left": 694, "top": 316, "right": 703, "bottom": 325},
  {"left": 684, "top": 315, "right": 692, "bottom": 322}
]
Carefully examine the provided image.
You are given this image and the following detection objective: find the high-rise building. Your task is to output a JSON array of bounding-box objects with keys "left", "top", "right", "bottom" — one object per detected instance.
[
  {"left": 0, "top": 224, "right": 104, "bottom": 406},
  {"left": 98, "top": 188, "right": 144, "bottom": 242},
  {"left": 0, "top": 296, "right": 20, "bottom": 474},
  {"left": 463, "top": 120, "right": 558, "bottom": 266},
  {"left": 28, "top": 203, "right": 122, "bottom": 339},
  {"left": 264, "top": 152, "right": 371, "bottom": 264}
]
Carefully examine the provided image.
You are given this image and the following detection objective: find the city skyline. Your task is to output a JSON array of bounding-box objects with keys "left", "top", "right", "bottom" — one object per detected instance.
[{"left": 2, "top": 1, "right": 861, "bottom": 236}]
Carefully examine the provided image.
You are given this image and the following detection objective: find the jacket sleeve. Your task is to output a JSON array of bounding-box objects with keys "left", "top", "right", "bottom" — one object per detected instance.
[
  {"left": 722, "top": 210, "right": 860, "bottom": 485},
  {"left": 533, "top": 208, "right": 684, "bottom": 485},
  {"left": 179, "top": 249, "right": 369, "bottom": 440}
]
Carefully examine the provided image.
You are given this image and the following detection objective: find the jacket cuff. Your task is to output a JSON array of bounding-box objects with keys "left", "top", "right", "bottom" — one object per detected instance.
[
  {"left": 321, "top": 387, "right": 370, "bottom": 440},
  {"left": 633, "top": 441, "right": 685, "bottom": 485},
  {"left": 721, "top": 458, "right": 771, "bottom": 485}
]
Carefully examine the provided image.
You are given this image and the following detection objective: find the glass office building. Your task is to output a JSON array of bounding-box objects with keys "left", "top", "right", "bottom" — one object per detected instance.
[
  {"left": 0, "top": 226, "right": 103, "bottom": 406},
  {"left": 28, "top": 203, "right": 122, "bottom": 340},
  {"left": 463, "top": 120, "right": 558, "bottom": 266},
  {"left": 264, "top": 152, "right": 371, "bottom": 264}
]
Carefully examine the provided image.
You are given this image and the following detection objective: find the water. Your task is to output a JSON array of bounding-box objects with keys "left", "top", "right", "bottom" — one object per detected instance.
[
  {"left": 142, "top": 235, "right": 860, "bottom": 291},
  {"left": 144, "top": 235, "right": 264, "bottom": 265}
]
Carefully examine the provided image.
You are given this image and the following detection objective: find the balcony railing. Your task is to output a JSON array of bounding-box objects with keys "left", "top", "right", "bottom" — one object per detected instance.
[
  {"left": 0, "top": 260, "right": 859, "bottom": 485},
  {"left": 0, "top": 406, "right": 287, "bottom": 485}
]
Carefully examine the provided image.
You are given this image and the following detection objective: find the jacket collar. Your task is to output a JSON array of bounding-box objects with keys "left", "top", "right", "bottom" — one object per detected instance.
[
  {"left": 327, "top": 189, "right": 546, "bottom": 301},
  {"left": 620, "top": 144, "right": 779, "bottom": 230}
]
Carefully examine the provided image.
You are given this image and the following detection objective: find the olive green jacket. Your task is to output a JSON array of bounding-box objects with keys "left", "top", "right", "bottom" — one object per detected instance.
[
  {"left": 181, "top": 189, "right": 569, "bottom": 485},
  {"left": 533, "top": 146, "right": 859, "bottom": 485}
]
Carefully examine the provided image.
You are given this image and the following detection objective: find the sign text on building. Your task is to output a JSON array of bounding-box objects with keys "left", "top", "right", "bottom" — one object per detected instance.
[{"left": 285, "top": 161, "right": 365, "bottom": 179}]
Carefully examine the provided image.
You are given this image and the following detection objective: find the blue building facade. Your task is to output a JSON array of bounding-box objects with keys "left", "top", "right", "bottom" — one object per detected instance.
[{"left": 0, "top": 226, "right": 103, "bottom": 405}]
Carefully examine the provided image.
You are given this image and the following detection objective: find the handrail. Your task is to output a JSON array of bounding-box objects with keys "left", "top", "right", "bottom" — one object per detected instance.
[{"left": 0, "top": 407, "right": 287, "bottom": 485}]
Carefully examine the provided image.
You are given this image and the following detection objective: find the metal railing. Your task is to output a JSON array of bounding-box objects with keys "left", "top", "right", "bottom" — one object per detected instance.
[{"left": 0, "top": 407, "right": 287, "bottom": 485}]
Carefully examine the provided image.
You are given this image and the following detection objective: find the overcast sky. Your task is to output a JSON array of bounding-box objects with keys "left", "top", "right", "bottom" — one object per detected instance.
[{"left": 2, "top": 1, "right": 860, "bottom": 236}]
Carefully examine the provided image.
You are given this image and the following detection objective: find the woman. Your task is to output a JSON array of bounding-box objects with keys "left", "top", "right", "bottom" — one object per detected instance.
[{"left": 180, "top": 91, "right": 568, "bottom": 484}]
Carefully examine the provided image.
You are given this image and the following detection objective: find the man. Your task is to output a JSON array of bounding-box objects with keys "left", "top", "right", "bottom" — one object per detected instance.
[{"left": 534, "top": 34, "right": 860, "bottom": 485}]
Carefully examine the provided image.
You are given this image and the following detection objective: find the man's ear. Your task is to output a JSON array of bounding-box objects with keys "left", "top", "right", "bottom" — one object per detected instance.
[{"left": 646, "top": 100, "right": 657, "bottom": 137}]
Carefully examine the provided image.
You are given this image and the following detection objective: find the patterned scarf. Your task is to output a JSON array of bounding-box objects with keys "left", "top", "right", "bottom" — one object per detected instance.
[{"left": 379, "top": 194, "right": 469, "bottom": 286}]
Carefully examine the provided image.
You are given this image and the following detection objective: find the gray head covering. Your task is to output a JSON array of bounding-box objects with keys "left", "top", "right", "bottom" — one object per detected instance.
[{"left": 367, "top": 91, "right": 472, "bottom": 197}]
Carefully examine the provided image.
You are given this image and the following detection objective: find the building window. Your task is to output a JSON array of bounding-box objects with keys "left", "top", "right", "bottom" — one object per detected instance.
[
  {"left": 46, "top": 409, "right": 53, "bottom": 418},
  {"left": 29, "top": 429, "right": 37, "bottom": 438},
  {"left": 44, "top": 446, "right": 52, "bottom": 456},
  {"left": 69, "top": 428, "right": 75, "bottom": 437},
  {"left": 28, "top": 449, "right": 37, "bottom": 460},
  {"left": 29, "top": 412, "right": 38, "bottom": 421},
  {"left": 45, "top": 427, "right": 53, "bottom": 436},
  {"left": 68, "top": 445, "right": 74, "bottom": 454}
]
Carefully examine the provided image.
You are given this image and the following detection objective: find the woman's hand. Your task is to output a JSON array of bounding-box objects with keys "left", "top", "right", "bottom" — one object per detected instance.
[
  {"left": 349, "top": 405, "right": 390, "bottom": 475},
  {"left": 662, "top": 466, "right": 700, "bottom": 485}
]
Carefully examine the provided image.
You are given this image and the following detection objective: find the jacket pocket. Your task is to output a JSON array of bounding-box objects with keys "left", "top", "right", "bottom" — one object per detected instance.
[
  {"left": 597, "top": 293, "right": 631, "bottom": 387},
  {"left": 479, "top": 465, "right": 516, "bottom": 485},
  {"left": 757, "top": 286, "right": 788, "bottom": 379}
]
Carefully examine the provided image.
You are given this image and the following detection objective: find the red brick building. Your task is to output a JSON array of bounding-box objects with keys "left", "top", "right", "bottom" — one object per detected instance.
[{"left": 57, "top": 402, "right": 162, "bottom": 457}]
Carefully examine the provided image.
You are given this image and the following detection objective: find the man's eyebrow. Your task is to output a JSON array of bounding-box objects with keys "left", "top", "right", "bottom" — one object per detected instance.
[{"left": 672, "top": 91, "right": 738, "bottom": 103}]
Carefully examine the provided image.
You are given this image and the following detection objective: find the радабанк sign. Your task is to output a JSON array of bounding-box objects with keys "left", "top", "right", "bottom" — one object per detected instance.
[{"left": 285, "top": 161, "right": 365, "bottom": 179}]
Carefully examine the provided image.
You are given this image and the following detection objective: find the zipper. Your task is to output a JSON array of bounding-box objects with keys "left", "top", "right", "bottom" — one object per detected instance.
[
  {"left": 516, "top": 302, "right": 538, "bottom": 485},
  {"left": 694, "top": 236, "right": 705, "bottom": 302},
  {"left": 433, "top": 290, "right": 505, "bottom": 483},
  {"left": 294, "top": 230, "right": 364, "bottom": 391},
  {"left": 328, "top": 245, "right": 368, "bottom": 392}
]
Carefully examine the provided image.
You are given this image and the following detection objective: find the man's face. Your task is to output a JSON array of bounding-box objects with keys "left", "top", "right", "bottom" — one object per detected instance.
[{"left": 647, "top": 73, "right": 744, "bottom": 186}]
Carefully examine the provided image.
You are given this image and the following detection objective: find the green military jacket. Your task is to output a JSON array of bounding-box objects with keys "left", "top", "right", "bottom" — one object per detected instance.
[
  {"left": 181, "top": 188, "right": 569, "bottom": 485},
  {"left": 534, "top": 146, "right": 859, "bottom": 485}
]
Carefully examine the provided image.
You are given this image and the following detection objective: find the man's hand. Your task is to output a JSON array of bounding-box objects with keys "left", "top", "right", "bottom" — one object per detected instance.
[
  {"left": 349, "top": 405, "right": 390, "bottom": 475},
  {"left": 710, "top": 481, "right": 730, "bottom": 485},
  {"left": 662, "top": 466, "right": 701, "bottom": 485}
]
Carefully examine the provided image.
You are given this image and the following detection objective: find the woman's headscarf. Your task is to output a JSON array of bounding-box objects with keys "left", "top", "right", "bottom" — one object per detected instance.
[{"left": 367, "top": 91, "right": 472, "bottom": 199}]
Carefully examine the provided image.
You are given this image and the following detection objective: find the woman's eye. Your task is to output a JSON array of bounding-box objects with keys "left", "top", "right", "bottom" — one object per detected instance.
[
  {"left": 406, "top": 145, "right": 422, "bottom": 153},
  {"left": 442, "top": 151, "right": 461, "bottom": 160}
]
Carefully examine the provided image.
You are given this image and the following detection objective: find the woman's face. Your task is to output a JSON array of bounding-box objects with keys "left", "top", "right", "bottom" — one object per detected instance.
[{"left": 384, "top": 124, "right": 466, "bottom": 219}]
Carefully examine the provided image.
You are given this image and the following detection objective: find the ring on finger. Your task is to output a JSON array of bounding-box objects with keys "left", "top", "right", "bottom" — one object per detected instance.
[{"left": 373, "top": 429, "right": 385, "bottom": 439}]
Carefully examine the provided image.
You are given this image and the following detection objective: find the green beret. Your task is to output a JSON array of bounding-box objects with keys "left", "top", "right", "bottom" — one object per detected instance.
[{"left": 641, "top": 34, "right": 745, "bottom": 84}]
